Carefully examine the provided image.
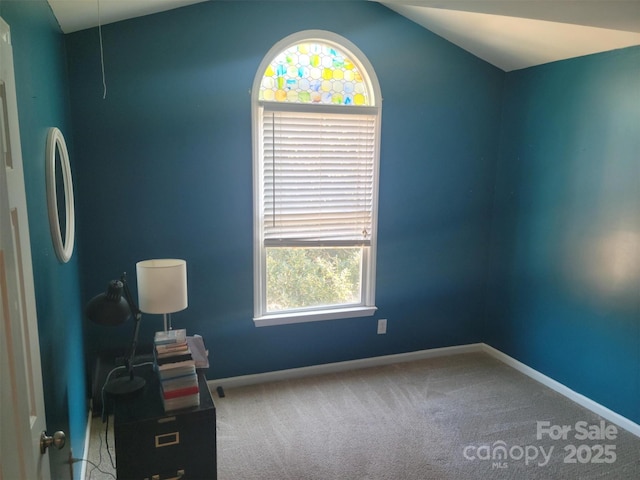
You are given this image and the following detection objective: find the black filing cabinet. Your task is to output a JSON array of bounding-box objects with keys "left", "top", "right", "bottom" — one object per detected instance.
[{"left": 113, "top": 366, "right": 216, "bottom": 480}]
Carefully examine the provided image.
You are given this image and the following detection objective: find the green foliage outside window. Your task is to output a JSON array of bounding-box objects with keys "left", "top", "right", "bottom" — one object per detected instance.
[{"left": 266, "top": 247, "right": 362, "bottom": 312}]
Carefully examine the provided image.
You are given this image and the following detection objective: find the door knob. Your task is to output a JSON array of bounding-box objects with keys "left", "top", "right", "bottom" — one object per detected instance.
[{"left": 40, "top": 430, "right": 66, "bottom": 454}]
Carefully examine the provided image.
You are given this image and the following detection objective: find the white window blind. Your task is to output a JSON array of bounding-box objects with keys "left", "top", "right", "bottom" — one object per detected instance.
[{"left": 262, "top": 108, "right": 376, "bottom": 247}]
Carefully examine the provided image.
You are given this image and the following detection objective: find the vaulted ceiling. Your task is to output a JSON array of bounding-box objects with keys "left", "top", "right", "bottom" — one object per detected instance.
[{"left": 47, "top": 0, "right": 640, "bottom": 71}]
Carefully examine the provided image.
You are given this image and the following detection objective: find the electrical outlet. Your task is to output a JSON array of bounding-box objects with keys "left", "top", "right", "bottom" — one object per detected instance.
[{"left": 377, "top": 318, "right": 387, "bottom": 334}]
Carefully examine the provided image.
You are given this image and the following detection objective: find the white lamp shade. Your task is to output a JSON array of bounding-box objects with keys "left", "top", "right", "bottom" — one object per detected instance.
[{"left": 136, "top": 259, "right": 188, "bottom": 314}]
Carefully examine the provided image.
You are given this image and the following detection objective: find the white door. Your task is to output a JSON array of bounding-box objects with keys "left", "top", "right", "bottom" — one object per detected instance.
[{"left": 0, "top": 16, "right": 55, "bottom": 480}]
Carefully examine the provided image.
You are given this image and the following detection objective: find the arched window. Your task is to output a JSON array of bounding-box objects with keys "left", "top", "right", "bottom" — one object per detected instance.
[{"left": 252, "top": 31, "right": 382, "bottom": 326}]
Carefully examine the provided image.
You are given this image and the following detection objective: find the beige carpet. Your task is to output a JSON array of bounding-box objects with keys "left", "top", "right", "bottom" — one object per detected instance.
[
  {"left": 215, "top": 353, "right": 639, "bottom": 480},
  {"left": 85, "top": 352, "right": 640, "bottom": 479}
]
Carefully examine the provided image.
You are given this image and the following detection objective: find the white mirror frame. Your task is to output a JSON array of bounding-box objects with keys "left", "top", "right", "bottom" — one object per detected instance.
[{"left": 46, "top": 127, "right": 75, "bottom": 263}]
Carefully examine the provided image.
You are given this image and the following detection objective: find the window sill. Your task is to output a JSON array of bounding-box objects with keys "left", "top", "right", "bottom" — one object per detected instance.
[{"left": 253, "top": 306, "right": 377, "bottom": 327}]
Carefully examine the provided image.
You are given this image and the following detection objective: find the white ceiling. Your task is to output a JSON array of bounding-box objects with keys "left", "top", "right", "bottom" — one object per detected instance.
[{"left": 47, "top": 0, "right": 640, "bottom": 71}]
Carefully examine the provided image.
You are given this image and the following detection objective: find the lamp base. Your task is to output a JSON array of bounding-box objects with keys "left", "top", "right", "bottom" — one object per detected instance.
[{"left": 104, "top": 375, "right": 146, "bottom": 396}]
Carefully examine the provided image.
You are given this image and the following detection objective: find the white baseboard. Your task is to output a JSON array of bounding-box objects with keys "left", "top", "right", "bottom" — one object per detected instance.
[
  {"left": 480, "top": 343, "right": 640, "bottom": 438},
  {"left": 208, "top": 342, "right": 639, "bottom": 438},
  {"left": 79, "top": 408, "right": 92, "bottom": 480},
  {"left": 209, "top": 343, "right": 484, "bottom": 390}
]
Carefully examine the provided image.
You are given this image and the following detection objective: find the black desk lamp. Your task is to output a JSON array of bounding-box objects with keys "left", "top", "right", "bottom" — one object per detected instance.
[{"left": 85, "top": 273, "right": 145, "bottom": 396}]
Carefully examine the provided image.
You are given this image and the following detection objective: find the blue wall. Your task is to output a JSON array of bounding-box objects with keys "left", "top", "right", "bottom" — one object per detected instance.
[
  {"left": 65, "top": 1, "right": 503, "bottom": 378},
  {"left": 0, "top": 1, "right": 87, "bottom": 478},
  {"left": 487, "top": 47, "right": 640, "bottom": 424},
  {"left": 4, "top": 0, "right": 639, "bottom": 470}
]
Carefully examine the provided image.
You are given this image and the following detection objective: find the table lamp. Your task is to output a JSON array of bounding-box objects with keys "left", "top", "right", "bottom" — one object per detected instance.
[{"left": 136, "top": 259, "right": 188, "bottom": 332}]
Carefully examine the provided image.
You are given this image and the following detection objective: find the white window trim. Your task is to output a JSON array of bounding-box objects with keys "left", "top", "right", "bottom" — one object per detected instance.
[
  {"left": 252, "top": 30, "right": 382, "bottom": 327},
  {"left": 254, "top": 306, "right": 378, "bottom": 328}
]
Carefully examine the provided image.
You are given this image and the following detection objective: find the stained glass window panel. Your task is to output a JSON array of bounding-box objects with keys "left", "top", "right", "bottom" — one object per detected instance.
[{"left": 259, "top": 42, "right": 371, "bottom": 106}]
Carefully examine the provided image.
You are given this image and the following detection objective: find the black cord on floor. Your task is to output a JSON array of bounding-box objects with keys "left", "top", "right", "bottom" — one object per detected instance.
[
  {"left": 91, "top": 419, "right": 105, "bottom": 478},
  {"left": 83, "top": 415, "right": 116, "bottom": 479},
  {"left": 105, "top": 413, "right": 116, "bottom": 469},
  {"left": 74, "top": 457, "right": 116, "bottom": 479}
]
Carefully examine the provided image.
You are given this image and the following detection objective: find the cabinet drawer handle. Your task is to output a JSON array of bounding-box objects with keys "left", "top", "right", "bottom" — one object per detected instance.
[
  {"left": 158, "top": 416, "right": 176, "bottom": 424},
  {"left": 149, "top": 471, "right": 185, "bottom": 480},
  {"left": 155, "top": 431, "right": 180, "bottom": 448}
]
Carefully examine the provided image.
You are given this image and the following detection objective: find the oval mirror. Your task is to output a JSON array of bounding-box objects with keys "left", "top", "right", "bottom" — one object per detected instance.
[{"left": 46, "top": 127, "right": 75, "bottom": 263}]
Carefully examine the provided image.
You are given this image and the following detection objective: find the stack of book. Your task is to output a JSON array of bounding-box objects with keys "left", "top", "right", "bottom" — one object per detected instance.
[{"left": 154, "top": 329, "right": 200, "bottom": 411}]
